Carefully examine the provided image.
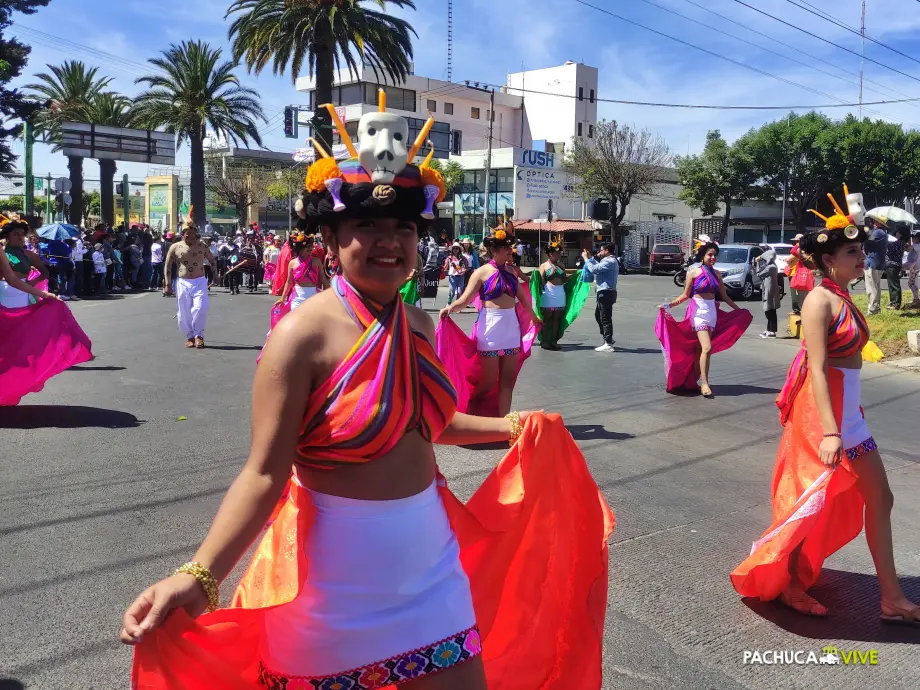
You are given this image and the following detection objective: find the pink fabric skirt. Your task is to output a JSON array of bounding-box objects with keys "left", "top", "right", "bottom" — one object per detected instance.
[{"left": 0, "top": 294, "right": 93, "bottom": 405}]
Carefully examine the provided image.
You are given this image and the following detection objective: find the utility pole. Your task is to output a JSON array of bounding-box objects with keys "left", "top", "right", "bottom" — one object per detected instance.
[
  {"left": 45, "top": 173, "right": 52, "bottom": 221},
  {"left": 482, "top": 88, "right": 495, "bottom": 231},
  {"left": 122, "top": 173, "right": 130, "bottom": 228},
  {"left": 24, "top": 121, "right": 34, "bottom": 216},
  {"left": 859, "top": 0, "right": 866, "bottom": 118}
]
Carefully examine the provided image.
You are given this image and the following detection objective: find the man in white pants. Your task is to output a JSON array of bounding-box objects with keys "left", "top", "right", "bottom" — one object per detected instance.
[{"left": 164, "top": 223, "right": 215, "bottom": 349}]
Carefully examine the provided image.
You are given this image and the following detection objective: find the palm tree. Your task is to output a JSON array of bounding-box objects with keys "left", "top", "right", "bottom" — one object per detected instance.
[
  {"left": 83, "top": 92, "right": 134, "bottom": 226},
  {"left": 26, "top": 61, "right": 112, "bottom": 226},
  {"left": 227, "top": 0, "right": 416, "bottom": 150},
  {"left": 133, "top": 41, "right": 266, "bottom": 227}
]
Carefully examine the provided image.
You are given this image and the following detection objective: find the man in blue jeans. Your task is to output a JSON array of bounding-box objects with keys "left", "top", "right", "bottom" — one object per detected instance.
[
  {"left": 582, "top": 243, "right": 620, "bottom": 353},
  {"left": 863, "top": 219, "right": 889, "bottom": 315}
]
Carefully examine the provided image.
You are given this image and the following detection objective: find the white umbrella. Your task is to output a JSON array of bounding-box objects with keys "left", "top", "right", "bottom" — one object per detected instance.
[{"left": 866, "top": 206, "right": 918, "bottom": 226}]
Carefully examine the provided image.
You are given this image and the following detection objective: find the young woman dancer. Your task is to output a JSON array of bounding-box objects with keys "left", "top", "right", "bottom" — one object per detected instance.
[
  {"left": 732, "top": 191, "right": 920, "bottom": 624},
  {"left": 443, "top": 241, "right": 467, "bottom": 304},
  {"left": 529, "top": 241, "right": 589, "bottom": 351},
  {"left": 439, "top": 225, "right": 541, "bottom": 417},
  {"left": 658, "top": 242, "right": 750, "bottom": 397},
  {"left": 1, "top": 220, "right": 49, "bottom": 307},
  {"left": 278, "top": 233, "right": 328, "bottom": 311},
  {"left": 123, "top": 105, "right": 613, "bottom": 689}
]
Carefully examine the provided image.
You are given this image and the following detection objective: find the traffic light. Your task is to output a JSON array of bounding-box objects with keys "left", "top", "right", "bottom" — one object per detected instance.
[
  {"left": 116, "top": 183, "right": 123, "bottom": 195},
  {"left": 283, "top": 106, "right": 298, "bottom": 139}
]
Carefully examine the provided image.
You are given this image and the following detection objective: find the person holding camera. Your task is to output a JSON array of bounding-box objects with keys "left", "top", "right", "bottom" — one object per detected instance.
[{"left": 582, "top": 243, "right": 619, "bottom": 353}]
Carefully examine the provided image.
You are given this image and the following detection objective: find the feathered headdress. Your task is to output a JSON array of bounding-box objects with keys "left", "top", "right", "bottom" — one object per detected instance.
[{"left": 808, "top": 184, "right": 863, "bottom": 242}]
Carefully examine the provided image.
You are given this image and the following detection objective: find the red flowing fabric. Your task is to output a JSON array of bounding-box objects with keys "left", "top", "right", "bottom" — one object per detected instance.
[
  {"left": 731, "top": 368, "right": 865, "bottom": 600},
  {"left": 132, "top": 413, "right": 615, "bottom": 689},
  {"left": 0, "top": 299, "right": 93, "bottom": 406},
  {"left": 435, "top": 292, "right": 538, "bottom": 416},
  {"left": 653, "top": 303, "right": 752, "bottom": 392},
  {"left": 270, "top": 244, "right": 291, "bottom": 296}
]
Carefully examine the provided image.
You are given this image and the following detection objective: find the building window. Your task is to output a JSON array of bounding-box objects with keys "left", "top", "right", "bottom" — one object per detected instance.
[
  {"left": 590, "top": 89, "right": 595, "bottom": 103},
  {"left": 578, "top": 87, "right": 584, "bottom": 101},
  {"left": 588, "top": 124, "right": 594, "bottom": 138},
  {"left": 452, "top": 129, "right": 462, "bottom": 155},
  {"left": 426, "top": 99, "right": 437, "bottom": 113},
  {"left": 471, "top": 107, "right": 480, "bottom": 119},
  {"left": 363, "top": 83, "right": 416, "bottom": 112},
  {"left": 495, "top": 169, "right": 514, "bottom": 192},
  {"left": 577, "top": 122, "right": 583, "bottom": 137},
  {"left": 445, "top": 102, "right": 454, "bottom": 115},
  {"left": 406, "top": 117, "right": 451, "bottom": 158},
  {"left": 332, "top": 120, "right": 360, "bottom": 146},
  {"left": 653, "top": 214, "right": 676, "bottom": 222}
]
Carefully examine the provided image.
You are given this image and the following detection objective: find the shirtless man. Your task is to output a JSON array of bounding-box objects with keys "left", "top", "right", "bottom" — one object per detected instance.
[{"left": 164, "top": 223, "right": 215, "bottom": 349}]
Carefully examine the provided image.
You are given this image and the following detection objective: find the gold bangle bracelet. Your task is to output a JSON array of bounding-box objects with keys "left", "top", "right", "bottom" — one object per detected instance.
[
  {"left": 174, "top": 561, "right": 220, "bottom": 612},
  {"left": 506, "top": 411, "right": 523, "bottom": 446}
]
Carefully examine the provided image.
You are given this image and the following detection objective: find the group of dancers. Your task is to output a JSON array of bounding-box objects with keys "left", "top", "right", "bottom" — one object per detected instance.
[{"left": 4, "top": 98, "right": 914, "bottom": 690}]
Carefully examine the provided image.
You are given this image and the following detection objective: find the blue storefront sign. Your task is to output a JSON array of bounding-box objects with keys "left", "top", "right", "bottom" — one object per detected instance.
[{"left": 516, "top": 149, "right": 556, "bottom": 169}]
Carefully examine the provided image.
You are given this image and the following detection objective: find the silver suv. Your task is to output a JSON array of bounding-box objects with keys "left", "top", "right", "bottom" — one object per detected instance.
[{"left": 713, "top": 244, "right": 764, "bottom": 300}]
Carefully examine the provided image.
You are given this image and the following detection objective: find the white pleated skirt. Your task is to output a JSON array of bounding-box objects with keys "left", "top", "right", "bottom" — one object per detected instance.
[
  {"left": 260, "top": 479, "right": 478, "bottom": 680},
  {"left": 476, "top": 306, "right": 521, "bottom": 354},
  {"left": 291, "top": 285, "right": 318, "bottom": 310},
  {"left": 542, "top": 281, "right": 566, "bottom": 308},
  {"left": 0, "top": 281, "right": 31, "bottom": 309}
]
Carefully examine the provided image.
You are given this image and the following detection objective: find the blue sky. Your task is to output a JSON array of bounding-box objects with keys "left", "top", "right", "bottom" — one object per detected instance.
[{"left": 8, "top": 0, "right": 920, "bottom": 189}]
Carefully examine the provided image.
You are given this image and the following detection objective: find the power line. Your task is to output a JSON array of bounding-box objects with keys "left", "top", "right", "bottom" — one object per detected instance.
[
  {"left": 488, "top": 81, "right": 920, "bottom": 110},
  {"left": 780, "top": 0, "right": 920, "bottom": 68},
  {"left": 726, "top": 0, "right": 920, "bottom": 85},
  {"left": 674, "top": 0, "right": 914, "bottom": 103},
  {"left": 566, "top": 0, "right": 884, "bottom": 109},
  {"left": 636, "top": 0, "right": 920, "bottom": 114}
]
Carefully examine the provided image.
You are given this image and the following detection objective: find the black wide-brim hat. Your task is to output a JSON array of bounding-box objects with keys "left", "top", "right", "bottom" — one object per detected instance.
[{"left": 306, "top": 182, "right": 429, "bottom": 225}]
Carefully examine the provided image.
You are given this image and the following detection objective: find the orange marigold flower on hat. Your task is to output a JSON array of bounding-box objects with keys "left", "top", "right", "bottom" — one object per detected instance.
[
  {"left": 494, "top": 229, "right": 507, "bottom": 240},
  {"left": 419, "top": 165, "right": 446, "bottom": 203},
  {"left": 825, "top": 214, "right": 850, "bottom": 231},
  {"left": 305, "top": 158, "right": 343, "bottom": 193}
]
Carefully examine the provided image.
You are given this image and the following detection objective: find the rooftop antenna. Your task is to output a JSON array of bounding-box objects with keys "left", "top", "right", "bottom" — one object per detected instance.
[
  {"left": 447, "top": 0, "right": 453, "bottom": 82},
  {"left": 859, "top": 0, "right": 866, "bottom": 118}
]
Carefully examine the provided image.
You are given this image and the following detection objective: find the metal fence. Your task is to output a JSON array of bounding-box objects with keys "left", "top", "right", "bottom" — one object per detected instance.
[{"left": 623, "top": 220, "right": 692, "bottom": 268}]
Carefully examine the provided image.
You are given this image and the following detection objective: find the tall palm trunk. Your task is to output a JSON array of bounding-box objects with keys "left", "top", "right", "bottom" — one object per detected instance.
[
  {"left": 189, "top": 129, "right": 207, "bottom": 227},
  {"left": 99, "top": 159, "right": 117, "bottom": 226},
  {"left": 313, "top": 29, "right": 335, "bottom": 151},
  {"left": 67, "top": 155, "right": 84, "bottom": 225}
]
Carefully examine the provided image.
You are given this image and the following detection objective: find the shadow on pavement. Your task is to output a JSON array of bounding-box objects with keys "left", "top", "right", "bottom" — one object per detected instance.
[
  {"left": 0, "top": 406, "right": 142, "bottom": 429},
  {"left": 557, "top": 344, "right": 600, "bottom": 351},
  {"left": 742, "top": 569, "right": 920, "bottom": 644},
  {"left": 567, "top": 425, "right": 635, "bottom": 442},
  {"left": 68, "top": 365, "right": 126, "bottom": 371},
  {"left": 709, "top": 384, "right": 780, "bottom": 397},
  {"left": 613, "top": 346, "right": 661, "bottom": 354},
  {"left": 0, "top": 680, "right": 25, "bottom": 690},
  {"left": 204, "top": 343, "right": 263, "bottom": 351}
]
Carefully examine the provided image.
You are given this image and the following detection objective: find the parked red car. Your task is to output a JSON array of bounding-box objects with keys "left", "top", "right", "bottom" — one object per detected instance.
[{"left": 649, "top": 243, "right": 684, "bottom": 275}]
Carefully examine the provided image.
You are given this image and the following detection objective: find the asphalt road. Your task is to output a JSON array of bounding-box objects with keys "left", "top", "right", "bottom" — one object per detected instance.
[{"left": 1, "top": 274, "right": 919, "bottom": 690}]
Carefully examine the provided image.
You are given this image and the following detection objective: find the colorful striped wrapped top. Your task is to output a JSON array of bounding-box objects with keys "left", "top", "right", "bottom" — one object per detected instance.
[{"left": 296, "top": 275, "right": 457, "bottom": 468}]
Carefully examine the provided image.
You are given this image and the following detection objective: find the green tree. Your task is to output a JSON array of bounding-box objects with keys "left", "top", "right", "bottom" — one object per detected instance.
[
  {"left": 133, "top": 41, "right": 266, "bottom": 227},
  {"left": 227, "top": 0, "right": 417, "bottom": 150},
  {"left": 0, "top": 192, "right": 23, "bottom": 212},
  {"left": 830, "top": 115, "right": 909, "bottom": 208},
  {"left": 745, "top": 112, "right": 838, "bottom": 233},
  {"left": 675, "top": 130, "right": 755, "bottom": 241},
  {"left": 82, "top": 189, "right": 100, "bottom": 224},
  {"left": 26, "top": 60, "right": 112, "bottom": 225},
  {"left": 563, "top": 120, "right": 672, "bottom": 247},
  {"left": 901, "top": 131, "right": 920, "bottom": 211},
  {"left": 0, "top": 1, "right": 50, "bottom": 172},
  {"left": 83, "top": 92, "right": 135, "bottom": 225},
  {"left": 265, "top": 164, "right": 307, "bottom": 202},
  {"left": 427, "top": 158, "right": 463, "bottom": 197}
]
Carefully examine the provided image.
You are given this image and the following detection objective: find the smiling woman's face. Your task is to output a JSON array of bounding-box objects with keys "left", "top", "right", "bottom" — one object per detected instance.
[{"left": 323, "top": 217, "right": 419, "bottom": 297}]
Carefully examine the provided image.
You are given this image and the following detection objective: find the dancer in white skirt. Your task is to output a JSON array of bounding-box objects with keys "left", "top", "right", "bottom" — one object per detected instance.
[
  {"left": 164, "top": 223, "right": 215, "bottom": 349},
  {"left": 440, "top": 225, "right": 541, "bottom": 416},
  {"left": 278, "top": 233, "right": 328, "bottom": 311},
  {"left": 1, "top": 220, "right": 48, "bottom": 308}
]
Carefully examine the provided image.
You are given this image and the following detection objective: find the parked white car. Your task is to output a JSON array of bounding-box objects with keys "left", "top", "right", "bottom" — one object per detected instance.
[{"left": 766, "top": 243, "right": 794, "bottom": 274}]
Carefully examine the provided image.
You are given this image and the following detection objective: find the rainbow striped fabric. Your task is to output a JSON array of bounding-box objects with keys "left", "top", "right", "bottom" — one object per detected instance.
[{"left": 296, "top": 275, "right": 457, "bottom": 467}]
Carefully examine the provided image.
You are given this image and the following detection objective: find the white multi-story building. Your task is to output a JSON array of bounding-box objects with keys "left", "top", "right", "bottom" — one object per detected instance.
[{"left": 293, "top": 60, "right": 598, "bottom": 161}]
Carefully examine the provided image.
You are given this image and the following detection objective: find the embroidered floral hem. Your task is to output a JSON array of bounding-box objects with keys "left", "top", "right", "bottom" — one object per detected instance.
[
  {"left": 257, "top": 626, "right": 482, "bottom": 690},
  {"left": 846, "top": 436, "right": 877, "bottom": 461},
  {"left": 478, "top": 347, "right": 521, "bottom": 358},
  {"left": 694, "top": 325, "right": 715, "bottom": 332}
]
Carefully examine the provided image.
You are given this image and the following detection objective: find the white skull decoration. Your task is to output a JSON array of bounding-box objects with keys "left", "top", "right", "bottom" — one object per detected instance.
[
  {"left": 846, "top": 192, "right": 866, "bottom": 225},
  {"left": 357, "top": 112, "right": 409, "bottom": 184}
]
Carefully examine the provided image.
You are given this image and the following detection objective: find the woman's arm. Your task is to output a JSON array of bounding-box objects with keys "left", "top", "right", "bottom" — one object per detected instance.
[
  {"left": 279, "top": 260, "right": 296, "bottom": 303},
  {"left": 717, "top": 273, "right": 742, "bottom": 310},
  {"left": 665, "top": 268, "right": 695, "bottom": 308},
  {"left": 800, "top": 293, "right": 843, "bottom": 465},
  {"left": 0, "top": 251, "right": 56, "bottom": 299},
  {"left": 440, "top": 266, "right": 483, "bottom": 316},
  {"left": 316, "top": 258, "right": 329, "bottom": 290}
]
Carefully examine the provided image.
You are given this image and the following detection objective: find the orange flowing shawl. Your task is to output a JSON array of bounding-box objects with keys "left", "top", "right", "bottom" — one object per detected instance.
[
  {"left": 132, "top": 413, "right": 615, "bottom": 689},
  {"left": 730, "top": 367, "right": 865, "bottom": 600}
]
